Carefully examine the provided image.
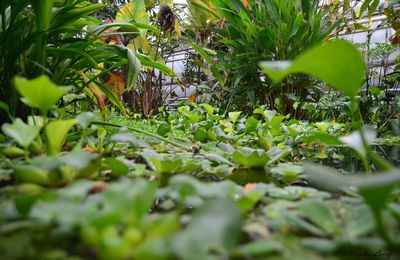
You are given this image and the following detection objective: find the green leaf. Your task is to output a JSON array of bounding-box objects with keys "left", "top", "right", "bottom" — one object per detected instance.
[
  {"left": 104, "top": 158, "right": 129, "bottom": 177},
  {"left": 268, "top": 186, "right": 330, "bottom": 201},
  {"left": 260, "top": 40, "right": 365, "bottom": 98},
  {"left": 2, "top": 118, "right": 41, "bottom": 148},
  {"left": 76, "top": 112, "right": 97, "bottom": 129},
  {"left": 190, "top": 42, "right": 214, "bottom": 64},
  {"left": 271, "top": 163, "right": 303, "bottom": 183},
  {"left": 232, "top": 148, "right": 270, "bottom": 169},
  {"left": 354, "top": 23, "right": 368, "bottom": 31},
  {"left": 200, "top": 103, "right": 215, "bottom": 115},
  {"left": 116, "top": 1, "right": 150, "bottom": 38},
  {"left": 45, "top": 119, "right": 78, "bottom": 155},
  {"left": 190, "top": 0, "right": 221, "bottom": 19},
  {"left": 12, "top": 165, "right": 50, "bottom": 185},
  {"left": 184, "top": 112, "right": 200, "bottom": 123},
  {"left": 15, "top": 76, "right": 70, "bottom": 115},
  {"left": 359, "top": 0, "right": 373, "bottom": 17},
  {"left": 136, "top": 52, "right": 176, "bottom": 77},
  {"left": 172, "top": 198, "right": 242, "bottom": 259},
  {"left": 50, "top": 3, "right": 104, "bottom": 30},
  {"left": 141, "top": 151, "right": 183, "bottom": 174},
  {"left": 194, "top": 127, "right": 208, "bottom": 143},
  {"left": 345, "top": 204, "right": 375, "bottom": 239},
  {"left": 169, "top": 175, "right": 237, "bottom": 202},
  {"left": 228, "top": 111, "right": 242, "bottom": 123},
  {"left": 368, "top": 0, "right": 380, "bottom": 17},
  {"left": 135, "top": 238, "right": 174, "bottom": 260},
  {"left": 157, "top": 123, "right": 170, "bottom": 137},
  {"left": 305, "top": 133, "right": 342, "bottom": 145},
  {"left": 232, "top": 239, "right": 283, "bottom": 257},
  {"left": 339, "top": 127, "right": 376, "bottom": 158},
  {"left": 116, "top": 45, "right": 141, "bottom": 90},
  {"left": 304, "top": 163, "right": 400, "bottom": 203},
  {"left": 298, "top": 200, "right": 340, "bottom": 235},
  {"left": 0, "top": 101, "right": 10, "bottom": 114},
  {"left": 270, "top": 115, "right": 285, "bottom": 130},
  {"left": 245, "top": 117, "right": 259, "bottom": 133},
  {"left": 102, "top": 178, "right": 156, "bottom": 225}
]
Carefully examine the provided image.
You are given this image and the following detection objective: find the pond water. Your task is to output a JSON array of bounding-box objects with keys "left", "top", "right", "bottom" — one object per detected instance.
[{"left": 302, "top": 145, "right": 400, "bottom": 173}]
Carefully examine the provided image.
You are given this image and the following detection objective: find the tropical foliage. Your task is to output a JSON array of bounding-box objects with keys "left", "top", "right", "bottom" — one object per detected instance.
[{"left": 0, "top": 0, "right": 399, "bottom": 259}]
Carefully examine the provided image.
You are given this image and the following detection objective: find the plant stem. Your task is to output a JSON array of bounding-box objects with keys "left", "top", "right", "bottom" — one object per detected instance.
[{"left": 92, "top": 121, "right": 190, "bottom": 151}]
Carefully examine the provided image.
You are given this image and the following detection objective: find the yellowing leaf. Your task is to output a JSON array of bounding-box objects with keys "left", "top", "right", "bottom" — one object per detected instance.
[{"left": 116, "top": 1, "right": 150, "bottom": 37}]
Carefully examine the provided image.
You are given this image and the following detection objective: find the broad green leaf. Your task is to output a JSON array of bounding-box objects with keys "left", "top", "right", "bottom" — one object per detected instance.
[
  {"left": 157, "top": 123, "right": 170, "bottom": 137},
  {"left": 298, "top": 200, "right": 340, "bottom": 235},
  {"left": 345, "top": 204, "right": 375, "bottom": 239},
  {"left": 15, "top": 76, "right": 70, "bottom": 115},
  {"left": 0, "top": 101, "right": 10, "bottom": 114},
  {"left": 194, "top": 126, "right": 208, "bottom": 142},
  {"left": 12, "top": 165, "right": 50, "bottom": 185},
  {"left": 102, "top": 178, "right": 156, "bottom": 225},
  {"left": 304, "top": 163, "right": 400, "bottom": 210},
  {"left": 305, "top": 132, "right": 342, "bottom": 145},
  {"left": 268, "top": 186, "right": 330, "bottom": 201},
  {"left": 271, "top": 163, "right": 303, "bottom": 183},
  {"left": 172, "top": 198, "right": 242, "bottom": 259},
  {"left": 200, "top": 103, "right": 214, "bottom": 115},
  {"left": 232, "top": 147, "right": 270, "bottom": 168},
  {"left": 303, "top": 163, "right": 350, "bottom": 192},
  {"left": 184, "top": 112, "right": 200, "bottom": 123},
  {"left": 269, "top": 115, "right": 285, "bottom": 130},
  {"left": 228, "top": 111, "right": 242, "bottom": 123},
  {"left": 45, "top": 119, "right": 78, "bottom": 155},
  {"left": 339, "top": 127, "right": 376, "bottom": 158},
  {"left": 104, "top": 158, "right": 129, "bottom": 177},
  {"left": 260, "top": 40, "right": 365, "bottom": 98},
  {"left": 2, "top": 118, "right": 41, "bottom": 148},
  {"left": 169, "top": 175, "right": 237, "bottom": 202},
  {"left": 60, "top": 153, "right": 99, "bottom": 170},
  {"left": 76, "top": 112, "right": 97, "bottom": 129},
  {"left": 135, "top": 238, "right": 174, "bottom": 260},
  {"left": 282, "top": 210, "right": 326, "bottom": 236},
  {"left": 236, "top": 189, "right": 263, "bottom": 213},
  {"left": 141, "top": 151, "right": 183, "bottom": 174},
  {"left": 2, "top": 146, "right": 26, "bottom": 158},
  {"left": 151, "top": 157, "right": 182, "bottom": 174},
  {"left": 253, "top": 108, "right": 277, "bottom": 122},
  {"left": 245, "top": 117, "right": 259, "bottom": 133}
]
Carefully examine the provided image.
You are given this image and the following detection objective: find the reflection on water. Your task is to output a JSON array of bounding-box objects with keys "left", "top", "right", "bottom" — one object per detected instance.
[{"left": 300, "top": 145, "right": 400, "bottom": 173}]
